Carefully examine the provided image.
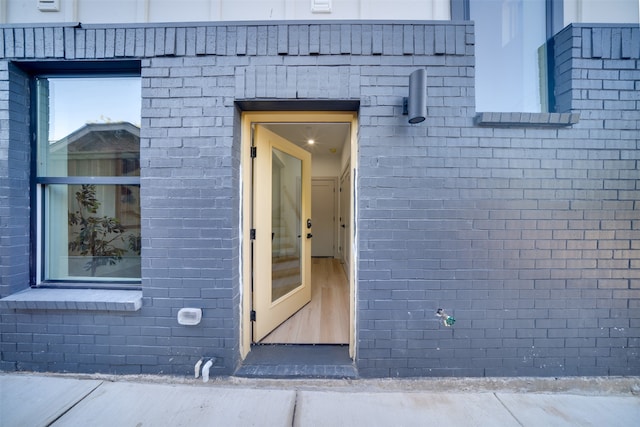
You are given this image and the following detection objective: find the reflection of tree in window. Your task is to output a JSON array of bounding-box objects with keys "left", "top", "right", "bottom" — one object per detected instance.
[
  {"left": 62, "top": 123, "right": 141, "bottom": 277},
  {"left": 68, "top": 184, "right": 128, "bottom": 277}
]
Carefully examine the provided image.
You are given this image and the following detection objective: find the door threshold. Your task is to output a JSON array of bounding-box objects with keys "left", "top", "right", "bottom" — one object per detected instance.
[{"left": 234, "top": 344, "right": 358, "bottom": 379}]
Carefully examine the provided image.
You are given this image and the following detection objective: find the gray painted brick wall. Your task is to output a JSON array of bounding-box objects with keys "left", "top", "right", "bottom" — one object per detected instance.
[
  {"left": 0, "top": 62, "right": 30, "bottom": 298},
  {"left": 1, "top": 22, "right": 638, "bottom": 377},
  {"left": 0, "top": 62, "right": 31, "bottom": 371},
  {"left": 356, "top": 23, "right": 638, "bottom": 377}
]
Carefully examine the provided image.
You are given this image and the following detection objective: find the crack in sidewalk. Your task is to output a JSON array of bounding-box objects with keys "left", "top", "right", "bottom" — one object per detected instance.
[
  {"left": 494, "top": 392, "right": 525, "bottom": 427},
  {"left": 47, "top": 381, "right": 104, "bottom": 426},
  {"left": 290, "top": 389, "right": 299, "bottom": 427}
]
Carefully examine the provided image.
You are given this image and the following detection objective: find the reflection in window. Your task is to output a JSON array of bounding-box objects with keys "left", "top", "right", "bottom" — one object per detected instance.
[
  {"left": 271, "top": 148, "right": 303, "bottom": 302},
  {"left": 36, "top": 76, "right": 141, "bottom": 283},
  {"left": 471, "top": 0, "right": 547, "bottom": 112}
]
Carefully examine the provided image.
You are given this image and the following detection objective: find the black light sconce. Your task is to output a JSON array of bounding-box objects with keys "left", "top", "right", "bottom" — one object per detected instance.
[{"left": 402, "top": 68, "right": 427, "bottom": 124}]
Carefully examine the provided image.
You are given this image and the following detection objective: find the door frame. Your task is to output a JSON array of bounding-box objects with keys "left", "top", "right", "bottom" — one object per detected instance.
[{"left": 240, "top": 111, "right": 358, "bottom": 360}]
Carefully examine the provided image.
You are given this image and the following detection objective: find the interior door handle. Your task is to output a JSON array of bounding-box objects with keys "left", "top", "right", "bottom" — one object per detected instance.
[{"left": 306, "top": 233, "right": 313, "bottom": 239}]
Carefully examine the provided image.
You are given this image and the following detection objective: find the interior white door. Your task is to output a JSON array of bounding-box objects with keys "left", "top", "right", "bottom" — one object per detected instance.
[
  {"left": 252, "top": 125, "right": 312, "bottom": 342},
  {"left": 311, "top": 178, "right": 336, "bottom": 257}
]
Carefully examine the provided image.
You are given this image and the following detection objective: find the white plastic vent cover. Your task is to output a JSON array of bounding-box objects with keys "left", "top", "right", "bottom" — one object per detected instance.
[
  {"left": 311, "top": 0, "right": 332, "bottom": 13},
  {"left": 38, "top": 0, "right": 60, "bottom": 12},
  {"left": 177, "top": 308, "right": 202, "bottom": 326}
]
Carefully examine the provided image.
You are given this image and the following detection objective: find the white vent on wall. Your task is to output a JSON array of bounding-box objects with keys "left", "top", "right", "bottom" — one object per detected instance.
[
  {"left": 38, "top": 0, "right": 60, "bottom": 12},
  {"left": 311, "top": 0, "right": 332, "bottom": 13}
]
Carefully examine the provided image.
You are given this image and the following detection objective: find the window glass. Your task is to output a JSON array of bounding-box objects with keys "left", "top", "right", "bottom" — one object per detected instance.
[
  {"left": 36, "top": 76, "right": 141, "bottom": 283},
  {"left": 37, "top": 77, "right": 141, "bottom": 177},
  {"left": 45, "top": 184, "right": 141, "bottom": 281},
  {"left": 471, "top": 0, "right": 547, "bottom": 112}
]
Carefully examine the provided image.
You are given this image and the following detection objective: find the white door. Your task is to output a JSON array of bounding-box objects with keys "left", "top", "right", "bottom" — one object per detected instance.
[{"left": 311, "top": 178, "right": 336, "bottom": 257}]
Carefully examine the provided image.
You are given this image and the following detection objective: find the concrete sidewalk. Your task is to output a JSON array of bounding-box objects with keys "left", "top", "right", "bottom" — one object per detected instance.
[{"left": 1, "top": 373, "right": 639, "bottom": 427}]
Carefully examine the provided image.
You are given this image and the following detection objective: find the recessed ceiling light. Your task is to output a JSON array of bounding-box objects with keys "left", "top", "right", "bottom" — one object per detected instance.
[{"left": 308, "top": 139, "right": 315, "bottom": 145}]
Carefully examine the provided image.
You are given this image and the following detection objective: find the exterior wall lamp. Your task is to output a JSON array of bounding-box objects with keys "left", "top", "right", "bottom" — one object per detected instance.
[{"left": 403, "top": 68, "right": 427, "bottom": 124}]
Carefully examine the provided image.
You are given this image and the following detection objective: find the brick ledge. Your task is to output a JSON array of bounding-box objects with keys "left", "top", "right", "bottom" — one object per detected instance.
[
  {"left": 0, "top": 288, "right": 142, "bottom": 311},
  {"left": 475, "top": 112, "right": 580, "bottom": 127}
]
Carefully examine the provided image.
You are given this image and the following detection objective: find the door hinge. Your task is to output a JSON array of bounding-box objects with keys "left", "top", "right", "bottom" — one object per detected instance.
[
  {"left": 250, "top": 229, "right": 256, "bottom": 240},
  {"left": 250, "top": 310, "right": 256, "bottom": 321},
  {"left": 250, "top": 146, "right": 257, "bottom": 158}
]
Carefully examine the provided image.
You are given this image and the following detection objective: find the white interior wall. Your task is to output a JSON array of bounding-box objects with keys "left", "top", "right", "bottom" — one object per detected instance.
[
  {"left": 311, "top": 153, "right": 341, "bottom": 177},
  {"left": 311, "top": 144, "right": 343, "bottom": 259}
]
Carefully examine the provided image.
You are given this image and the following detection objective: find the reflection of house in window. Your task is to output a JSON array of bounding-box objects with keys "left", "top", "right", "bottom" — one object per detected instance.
[
  {"left": 50, "top": 122, "right": 141, "bottom": 227},
  {"left": 49, "top": 122, "right": 141, "bottom": 278},
  {"left": 50, "top": 121, "right": 140, "bottom": 175}
]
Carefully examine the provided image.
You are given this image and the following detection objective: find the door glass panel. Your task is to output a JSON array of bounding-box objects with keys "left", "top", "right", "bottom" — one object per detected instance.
[{"left": 271, "top": 147, "right": 302, "bottom": 302}]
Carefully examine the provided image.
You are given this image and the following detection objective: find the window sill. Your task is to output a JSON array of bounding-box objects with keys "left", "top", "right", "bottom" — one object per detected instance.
[
  {"left": 0, "top": 288, "right": 142, "bottom": 312},
  {"left": 475, "top": 112, "right": 580, "bottom": 127}
]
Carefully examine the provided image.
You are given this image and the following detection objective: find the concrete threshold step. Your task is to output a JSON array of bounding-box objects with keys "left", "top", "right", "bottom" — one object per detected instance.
[{"left": 235, "top": 344, "right": 357, "bottom": 379}]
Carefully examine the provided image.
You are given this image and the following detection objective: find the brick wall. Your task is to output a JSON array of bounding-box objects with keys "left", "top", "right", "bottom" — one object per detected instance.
[
  {"left": 355, "top": 23, "right": 639, "bottom": 377},
  {"left": 0, "top": 62, "right": 31, "bottom": 371},
  {"left": 139, "top": 53, "right": 241, "bottom": 376},
  {"left": 1, "top": 22, "right": 638, "bottom": 377},
  {"left": 0, "top": 62, "right": 30, "bottom": 300}
]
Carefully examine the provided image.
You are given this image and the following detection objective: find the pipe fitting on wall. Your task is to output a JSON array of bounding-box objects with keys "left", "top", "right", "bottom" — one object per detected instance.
[
  {"left": 201, "top": 359, "right": 214, "bottom": 383},
  {"left": 436, "top": 308, "right": 455, "bottom": 327}
]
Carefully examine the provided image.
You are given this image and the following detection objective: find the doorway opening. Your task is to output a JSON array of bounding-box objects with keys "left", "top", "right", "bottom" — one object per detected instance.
[{"left": 240, "top": 111, "right": 357, "bottom": 367}]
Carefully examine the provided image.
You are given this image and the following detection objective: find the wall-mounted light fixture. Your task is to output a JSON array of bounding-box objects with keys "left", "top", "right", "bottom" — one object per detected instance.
[{"left": 403, "top": 69, "right": 427, "bottom": 124}]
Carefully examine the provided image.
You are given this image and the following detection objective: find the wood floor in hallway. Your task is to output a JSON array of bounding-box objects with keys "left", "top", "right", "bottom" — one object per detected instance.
[{"left": 261, "top": 257, "right": 349, "bottom": 344}]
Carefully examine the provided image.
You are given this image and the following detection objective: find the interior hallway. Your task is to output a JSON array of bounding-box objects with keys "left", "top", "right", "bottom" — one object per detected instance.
[{"left": 261, "top": 258, "right": 349, "bottom": 344}]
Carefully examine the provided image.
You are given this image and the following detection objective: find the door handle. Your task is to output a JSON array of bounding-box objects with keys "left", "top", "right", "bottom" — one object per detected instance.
[
  {"left": 306, "top": 233, "right": 313, "bottom": 239},
  {"left": 341, "top": 224, "right": 346, "bottom": 228}
]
